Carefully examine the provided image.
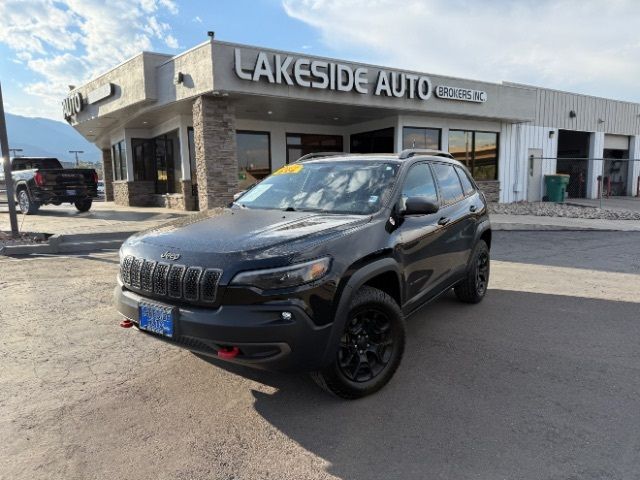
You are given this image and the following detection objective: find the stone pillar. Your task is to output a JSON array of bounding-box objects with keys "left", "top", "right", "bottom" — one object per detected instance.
[
  {"left": 192, "top": 96, "right": 238, "bottom": 210},
  {"left": 102, "top": 148, "right": 114, "bottom": 201}
]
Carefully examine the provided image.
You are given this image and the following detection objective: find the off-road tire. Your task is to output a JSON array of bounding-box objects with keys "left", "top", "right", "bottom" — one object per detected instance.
[
  {"left": 74, "top": 199, "right": 92, "bottom": 212},
  {"left": 454, "top": 239, "right": 490, "bottom": 304},
  {"left": 311, "top": 286, "right": 405, "bottom": 399},
  {"left": 17, "top": 189, "right": 40, "bottom": 215}
]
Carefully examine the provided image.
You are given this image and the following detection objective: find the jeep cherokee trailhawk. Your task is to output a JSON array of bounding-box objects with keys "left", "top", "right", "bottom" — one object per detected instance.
[{"left": 115, "top": 149, "right": 491, "bottom": 398}]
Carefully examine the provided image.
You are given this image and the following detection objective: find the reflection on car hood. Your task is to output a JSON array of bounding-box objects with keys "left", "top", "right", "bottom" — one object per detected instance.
[{"left": 125, "top": 208, "right": 369, "bottom": 254}]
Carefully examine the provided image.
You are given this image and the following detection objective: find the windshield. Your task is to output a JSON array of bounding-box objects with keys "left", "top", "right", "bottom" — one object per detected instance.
[{"left": 235, "top": 161, "right": 400, "bottom": 214}]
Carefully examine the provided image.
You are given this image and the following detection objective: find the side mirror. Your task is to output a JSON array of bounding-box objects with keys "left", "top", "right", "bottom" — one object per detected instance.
[{"left": 403, "top": 196, "right": 439, "bottom": 216}]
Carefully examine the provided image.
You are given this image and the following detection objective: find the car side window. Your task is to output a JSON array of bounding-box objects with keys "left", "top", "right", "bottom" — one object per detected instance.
[
  {"left": 455, "top": 166, "right": 475, "bottom": 196},
  {"left": 432, "top": 163, "right": 464, "bottom": 204},
  {"left": 401, "top": 163, "right": 438, "bottom": 204}
]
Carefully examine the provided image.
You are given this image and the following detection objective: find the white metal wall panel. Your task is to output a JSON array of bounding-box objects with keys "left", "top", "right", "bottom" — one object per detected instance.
[
  {"left": 500, "top": 124, "right": 559, "bottom": 202},
  {"left": 629, "top": 136, "right": 640, "bottom": 196},
  {"left": 533, "top": 88, "right": 640, "bottom": 135},
  {"left": 587, "top": 132, "right": 605, "bottom": 199}
]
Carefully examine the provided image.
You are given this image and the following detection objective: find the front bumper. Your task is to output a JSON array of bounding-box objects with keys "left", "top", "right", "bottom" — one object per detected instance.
[{"left": 114, "top": 281, "right": 335, "bottom": 372}]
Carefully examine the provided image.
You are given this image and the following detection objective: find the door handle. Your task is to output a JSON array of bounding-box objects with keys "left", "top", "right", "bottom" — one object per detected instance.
[
  {"left": 469, "top": 205, "right": 477, "bottom": 212},
  {"left": 438, "top": 217, "right": 451, "bottom": 226}
]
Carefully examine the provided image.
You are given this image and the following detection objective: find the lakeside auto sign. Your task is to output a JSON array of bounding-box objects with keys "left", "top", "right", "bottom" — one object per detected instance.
[
  {"left": 62, "top": 92, "right": 83, "bottom": 119},
  {"left": 234, "top": 49, "right": 432, "bottom": 99},
  {"left": 233, "top": 49, "right": 487, "bottom": 103},
  {"left": 62, "top": 83, "right": 114, "bottom": 120}
]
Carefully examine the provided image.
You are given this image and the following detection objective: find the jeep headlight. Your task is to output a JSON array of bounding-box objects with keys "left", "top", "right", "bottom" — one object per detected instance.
[{"left": 230, "top": 257, "right": 331, "bottom": 290}]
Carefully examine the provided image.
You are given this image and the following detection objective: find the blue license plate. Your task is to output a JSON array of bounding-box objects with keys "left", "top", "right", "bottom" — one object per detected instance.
[{"left": 139, "top": 302, "right": 174, "bottom": 337}]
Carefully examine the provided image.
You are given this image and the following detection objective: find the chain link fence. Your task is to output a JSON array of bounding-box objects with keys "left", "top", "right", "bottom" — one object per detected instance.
[{"left": 529, "top": 156, "right": 640, "bottom": 209}]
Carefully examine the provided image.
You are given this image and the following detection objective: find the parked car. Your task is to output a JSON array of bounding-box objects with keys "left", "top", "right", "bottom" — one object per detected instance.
[
  {"left": 0, "top": 157, "right": 99, "bottom": 214},
  {"left": 115, "top": 149, "right": 491, "bottom": 398}
]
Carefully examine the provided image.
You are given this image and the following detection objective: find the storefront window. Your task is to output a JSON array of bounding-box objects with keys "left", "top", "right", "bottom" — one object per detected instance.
[
  {"left": 132, "top": 129, "right": 181, "bottom": 194},
  {"left": 112, "top": 140, "right": 127, "bottom": 181},
  {"left": 402, "top": 127, "right": 441, "bottom": 150},
  {"left": 132, "top": 138, "right": 154, "bottom": 182},
  {"left": 286, "top": 133, "right": 344, "bottom": 163},
  {"left": 350, "top": 127, "right": 395, "bottom": 154},
  {"left": 449, "top": 130, "right": 498, "bottom": 181},
  {"left": 237, "top": 131, "right": 271, "bottom": 179},
  {"left": 473, "top": 132, "right": 499, "bottom": 181}
]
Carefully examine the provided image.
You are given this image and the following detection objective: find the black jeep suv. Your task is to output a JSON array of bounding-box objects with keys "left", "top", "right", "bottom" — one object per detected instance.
[{"left": 115, "top": 150, "right": 491, "bottom": 398}]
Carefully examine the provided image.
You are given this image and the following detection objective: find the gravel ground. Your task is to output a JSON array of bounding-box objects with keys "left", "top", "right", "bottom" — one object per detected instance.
[
  {"left": 2, "top": 232, "right": 640, "bottom": 479},
  {"left": 0, "top": 230, "right": 48, "bottom": 248},
  {"left": 489, "top": 201, "right": 640, "bottom": 220}
]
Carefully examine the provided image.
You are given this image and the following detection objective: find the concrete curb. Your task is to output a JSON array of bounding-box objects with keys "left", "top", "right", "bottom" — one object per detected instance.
[
  {"left": 0, "top": 230, "right": 136, "bottom": 256},
  {"left": 491, "top": 223, "right": 618, "bottom": 232}
]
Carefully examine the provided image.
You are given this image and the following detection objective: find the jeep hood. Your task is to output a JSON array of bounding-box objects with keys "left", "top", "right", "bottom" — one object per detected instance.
[{"left": 125, "top": 208, "right": 369, "bottom": 254}]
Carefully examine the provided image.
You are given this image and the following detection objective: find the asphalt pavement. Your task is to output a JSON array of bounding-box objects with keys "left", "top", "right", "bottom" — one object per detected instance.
[{"left": 1, "top": 231, "right": 639, "bottom": 480}]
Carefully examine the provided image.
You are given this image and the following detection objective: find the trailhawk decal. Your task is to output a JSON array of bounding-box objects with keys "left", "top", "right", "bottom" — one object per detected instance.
[{"left": 273, "top": 164, "right": 303, "bottom": 175}]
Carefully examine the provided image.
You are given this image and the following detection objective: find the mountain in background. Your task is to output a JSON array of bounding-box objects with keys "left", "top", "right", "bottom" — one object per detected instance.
[{"left": 5, "top": 112, "right": 101, "bottom": 164}]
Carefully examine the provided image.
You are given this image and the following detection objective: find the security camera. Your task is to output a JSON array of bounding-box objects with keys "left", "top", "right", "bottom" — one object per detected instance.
[{"left": 207, "top": 31, "right": 215, "bottom": 38}]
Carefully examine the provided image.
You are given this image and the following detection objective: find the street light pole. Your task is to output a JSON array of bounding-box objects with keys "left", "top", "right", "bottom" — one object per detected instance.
[
  {"left": 9, "top": 148, "right": 23, "bottom": 157},
  {"left": 69, "top": 150, "right": 84, "bottom": 167},
  {"left": 0, "top": 82, "right": 19, "bottom": 237}
]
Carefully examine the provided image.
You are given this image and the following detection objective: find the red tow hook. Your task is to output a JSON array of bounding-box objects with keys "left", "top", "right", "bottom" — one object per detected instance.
[
  {"left": 120, "top": 319, "right": 134, "bottom": 328},
  {"left": 218, "top": 346, "right": 240, "bottom": 359}
]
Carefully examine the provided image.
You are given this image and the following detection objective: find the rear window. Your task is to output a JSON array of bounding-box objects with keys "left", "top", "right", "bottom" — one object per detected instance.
[
  {"left": 455, "top": 166, "right": 475, "bottom": 196},
  {"left": 432, "top": 163, "right": 464, "bottom": 204},
  {"left": 12, "top": 158, "right": 62, "bottom": 170}
]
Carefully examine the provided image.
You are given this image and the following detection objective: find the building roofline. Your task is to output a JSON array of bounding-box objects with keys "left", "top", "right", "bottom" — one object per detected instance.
[
  {"left": 69, "top": 51, "right": 173, "bottom": 93},
  {"left": 212, "top": 39, "right": 529, "bottom": 92},
  {"left": 503, "top": 81, "right": 640, "bottom": 107},
  {"left": 68, "top": 38, "right": 640, "bottom": 109},
  {"left": 157, "top": 39, "right": 212, "bottom": 67}
]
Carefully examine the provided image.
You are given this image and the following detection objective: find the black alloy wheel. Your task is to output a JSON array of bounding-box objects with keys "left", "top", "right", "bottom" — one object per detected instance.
[
  {"left": 338, "top": 307, "right": 394, "bottom": 383},
  {"left": 475, "top": 250, "right": 490, "bottom": 296},
  {"left": 311, "top": 286, "right": 405, "bottom": 399},
  {"left": 454, "top": 239, "right": 490, "bottom": 304}
]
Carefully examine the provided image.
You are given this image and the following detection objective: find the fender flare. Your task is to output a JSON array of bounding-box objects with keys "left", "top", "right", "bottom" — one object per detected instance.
[
  {"left": 462, "top": 219, "right": 491, "bottom": 269},
  {"left": 475, "top": 218, "right": 491, "bottom": 242},
  {"left": 319, "top": 258, "right": 402, "bottom": 367}
]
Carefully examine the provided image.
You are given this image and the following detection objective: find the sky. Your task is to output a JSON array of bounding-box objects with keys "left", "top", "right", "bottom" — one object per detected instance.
[{"left": 1, "top": 0, "right": 640, "bottom": 121}]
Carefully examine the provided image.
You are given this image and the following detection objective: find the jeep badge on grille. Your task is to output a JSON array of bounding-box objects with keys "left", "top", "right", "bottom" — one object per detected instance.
[{"left": 160, "top": 251, "right": 181, "bottom": 261}]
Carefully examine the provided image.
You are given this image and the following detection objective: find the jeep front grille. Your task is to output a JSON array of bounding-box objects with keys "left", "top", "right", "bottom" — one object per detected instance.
[{"left": 120, "top": 255, "right": 221, "bottom": 304}]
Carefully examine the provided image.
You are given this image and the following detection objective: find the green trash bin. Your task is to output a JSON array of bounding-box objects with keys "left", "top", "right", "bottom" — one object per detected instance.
[{"left": 544, "top": 174, "right": 570, "bottom": 203}]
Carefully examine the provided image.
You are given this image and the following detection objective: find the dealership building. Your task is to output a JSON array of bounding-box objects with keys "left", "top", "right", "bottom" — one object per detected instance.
[{"left": 63, "top": 39, "right": 640, "bottom": 210}]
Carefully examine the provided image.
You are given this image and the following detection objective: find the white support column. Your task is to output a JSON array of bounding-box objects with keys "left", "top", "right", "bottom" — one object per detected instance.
[
  {"left": 628, "top": 135, "right": 640, "bottom": 196},
  {"left": 395, "top": 116, "right": 403, "bottom": 152},
  {"left": 124, "top": 133, "right": 135, "bottom": 182},
  {"left": 587, "top": 132, "right": 604, "bottom": 199},
  {"left": 440, "top": 128, "right": 449, "bottom": 153},
  {"left": 178, "top": 117, "right": 192, "bottom": 181}
]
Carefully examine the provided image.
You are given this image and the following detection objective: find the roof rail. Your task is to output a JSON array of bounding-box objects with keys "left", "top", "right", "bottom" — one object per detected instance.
[
  {"left": 398, "top": 149, "right": 454, "bottom": 160},
  {"left": 295, "top": 152, "right": 346, "bottom": 162}
]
